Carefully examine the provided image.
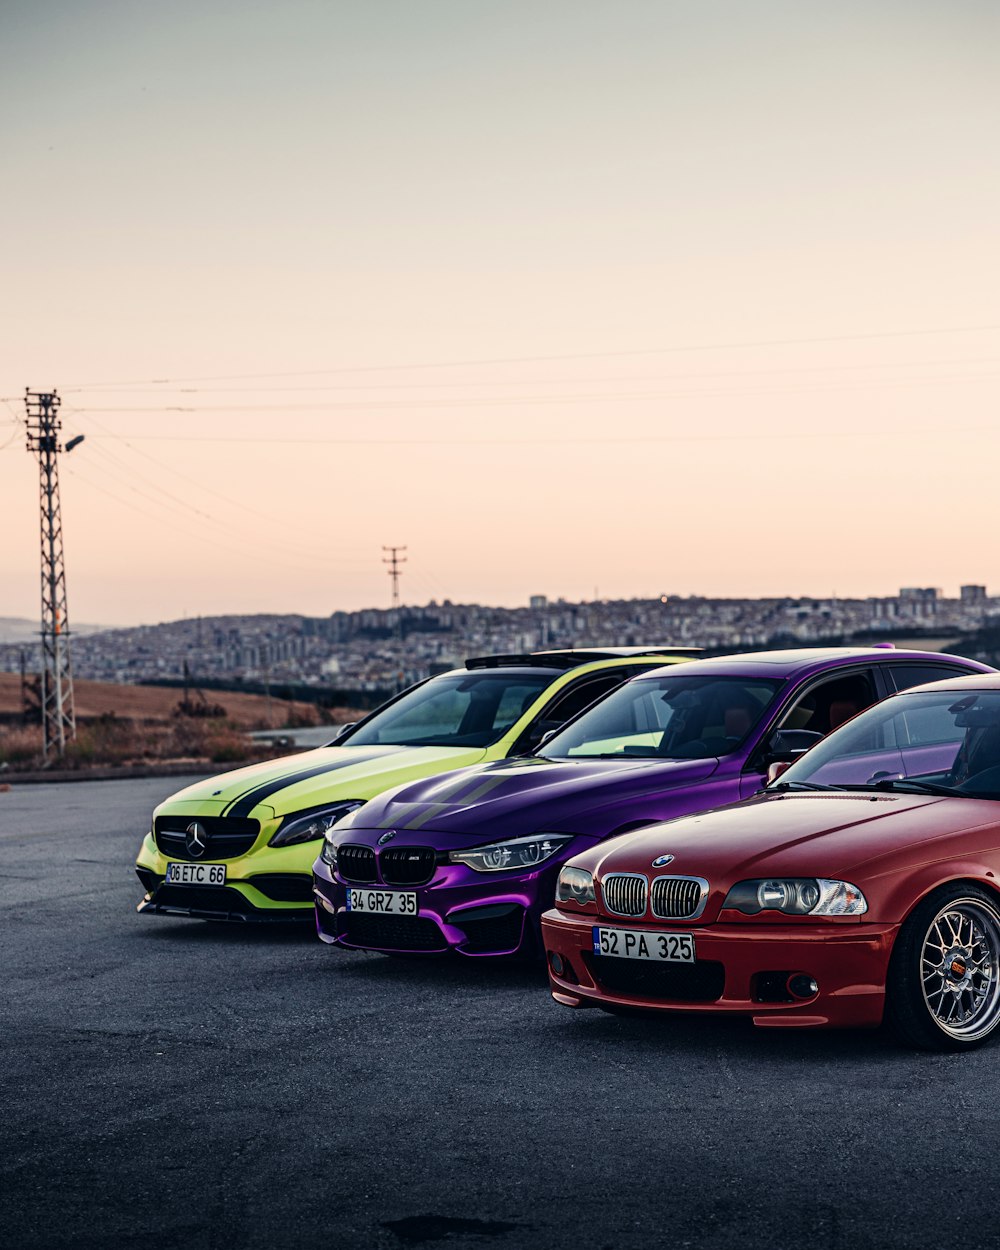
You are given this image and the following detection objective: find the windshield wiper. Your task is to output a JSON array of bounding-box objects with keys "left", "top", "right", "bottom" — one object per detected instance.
[
  {"left": 767, "top": 781, "right": 841, "bottom": 792},
  {"left": 567, "top": 752, "right": 661, "bottom": 760},
  {"left": 833, "top": 779, "right": 962, "bottom": 797},
  {"left": 869, "top": 778, "right": 963, "bottom": 797}
]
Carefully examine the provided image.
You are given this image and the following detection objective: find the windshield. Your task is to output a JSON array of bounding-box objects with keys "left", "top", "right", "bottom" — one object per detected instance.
[
  {"left": 343, "top": 671, "right": 554, "bottom": 749},
  {"left": 775, "top": 688, "right": 1000, "bottom": 799},
  {"left": 539, "top": 674, "right": 781, "bottom": 760}
]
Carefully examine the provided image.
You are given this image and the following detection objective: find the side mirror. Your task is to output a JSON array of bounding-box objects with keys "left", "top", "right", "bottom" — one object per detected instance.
[
  {"left": 325, "top": 722, "right": 356, "bottom": 746},
  {"left": 523, "top": 720, "right": 561, "bottom": 751},
  {"left": 764, "top": 728, "right": 823, "bottom": 766}
]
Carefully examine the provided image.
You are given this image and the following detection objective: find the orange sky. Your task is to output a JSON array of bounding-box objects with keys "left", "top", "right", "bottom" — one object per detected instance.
[{"left": 1, "top": 1, "right": 998, "bottom": 625}]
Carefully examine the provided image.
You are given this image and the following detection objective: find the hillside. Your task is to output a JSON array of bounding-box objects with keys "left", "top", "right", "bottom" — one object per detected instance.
[
  {"left": 0, "top": 673, "right": 322, "bottom": 729},
  {"left": 0, "top": 618, "right": 114, "bottom": 646}
]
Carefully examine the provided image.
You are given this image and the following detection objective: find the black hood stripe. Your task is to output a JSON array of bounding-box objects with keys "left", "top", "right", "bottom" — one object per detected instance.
[
  {"left": 399, "top": 773, "right": 514, "bottom": 830},
  {"left": 222, "top": 748, "right": 407, "bottom": 818}
]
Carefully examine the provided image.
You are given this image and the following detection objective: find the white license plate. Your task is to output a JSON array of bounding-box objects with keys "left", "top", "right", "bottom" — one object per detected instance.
[
  {"left": 593, "top": 926, "right": 695, "bottom": 962},
  {"left": 165, "top": 862, "right": 227, "bottom": 886},
  {"left": 346, "top": 888, "right": 417, "bottom": 916}
]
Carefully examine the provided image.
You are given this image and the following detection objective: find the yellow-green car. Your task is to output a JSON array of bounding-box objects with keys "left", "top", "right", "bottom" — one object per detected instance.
[{"left": 135, "top": 648, "right": 696, "bottom": 922}]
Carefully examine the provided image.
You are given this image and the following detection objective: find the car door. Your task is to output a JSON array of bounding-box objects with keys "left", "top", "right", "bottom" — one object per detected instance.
[{"left": 738, "top": 666, "right": 881, "bottom": 798}]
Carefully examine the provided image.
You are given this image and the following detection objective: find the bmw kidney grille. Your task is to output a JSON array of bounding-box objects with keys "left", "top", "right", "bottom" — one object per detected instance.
[{"left": 602, "top": 873, "right": 648, "bottom": 917}]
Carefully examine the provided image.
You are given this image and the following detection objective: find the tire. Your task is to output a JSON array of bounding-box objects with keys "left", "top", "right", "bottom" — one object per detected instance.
[{"left": 887, "top": 883, "right": 1000, "bottom": 1051}]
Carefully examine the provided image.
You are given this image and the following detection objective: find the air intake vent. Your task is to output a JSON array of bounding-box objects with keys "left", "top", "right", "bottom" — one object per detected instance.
[{"left": 602, "top": 873, "right": 648, "bottom": 917}]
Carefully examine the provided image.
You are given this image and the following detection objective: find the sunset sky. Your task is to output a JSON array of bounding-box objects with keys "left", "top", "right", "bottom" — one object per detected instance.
[{"left": 2, "top": 1, "right": 998, "bottom": 626}]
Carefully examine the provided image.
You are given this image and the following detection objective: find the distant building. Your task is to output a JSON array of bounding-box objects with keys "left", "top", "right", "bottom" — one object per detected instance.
[
  {"left": 961, "top": 584, "right": 988, "bottom": 605},
  {"left": 529, "top": 595, "right": 548, "bottom": 610}
]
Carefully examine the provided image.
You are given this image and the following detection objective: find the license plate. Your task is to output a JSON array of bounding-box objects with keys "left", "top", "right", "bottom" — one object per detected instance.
[
  {"left": 593, "top": 926, "right": 695, "bottom": 962},
  {"left": 346, "top": 888, "right": 417, "bottom": 916},
  {"left": 165, "top": 862, "right": 227, "bottom": 886}
]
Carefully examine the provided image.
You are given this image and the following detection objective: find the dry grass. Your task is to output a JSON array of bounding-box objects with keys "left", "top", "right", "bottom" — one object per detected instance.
[
  {"left": 0, "top": 675, "right": 364, "bottom": 773},
  {"left": 0, "top": 673, "right": 326, "bottom": 729},
  {"left": 0, "top": 716, "right": 265, "bottom": 772}
]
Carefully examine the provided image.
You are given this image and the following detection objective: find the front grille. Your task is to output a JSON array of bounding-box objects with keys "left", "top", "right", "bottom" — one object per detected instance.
[
  {"left": 338, "top": 844, "right": 377, "bottom": 884},
  {"left": 246, "top": 874, "right": 314, "bottom": 903},
  {"left": 456, "top": 907, "right": 525, "bottom": 955},
  {"left": 380, "top": 846, "right": 436, "bottom": 886},
  {"left": 590, "top": 956, "right": 725, "bottom": 1002},
  {"left": 341, "top": 913, "right": 446, "bottom": 952},
  {"left": 650, "top": 876, "right": 705, "bottom": 919},
  {"left": 154, "top": 816, "right": 259, "bottom": 862},
  {"left": 602, "top": 873, "right": 648, "bottom": 917}
]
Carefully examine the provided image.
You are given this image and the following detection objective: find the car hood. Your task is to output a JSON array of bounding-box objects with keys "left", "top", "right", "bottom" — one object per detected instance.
[
  {"left": 344, "top": 754, "right": 721, "bottom": 841},
  {"left": 580, "top": 791, "right": 1000, "bottom": 885},
  {"left": 154, "top": 744, "right": 489, "bottom": 820}
]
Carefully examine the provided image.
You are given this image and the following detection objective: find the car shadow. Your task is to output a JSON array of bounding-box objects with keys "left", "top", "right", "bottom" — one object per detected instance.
[
  {"left": 133, "top": 917, "right": 318, "bottom": 945},
  {"left": 317, "top": 945, "right": 548, "bottom": 991},
  {"left": 542, "top": 1003, "right": 919, "bottom": 1063}
]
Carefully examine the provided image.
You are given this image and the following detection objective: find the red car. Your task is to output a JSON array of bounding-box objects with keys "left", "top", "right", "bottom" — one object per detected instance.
[{"left": 542, "top": 672, "right": 1000, "bottom": 1051}]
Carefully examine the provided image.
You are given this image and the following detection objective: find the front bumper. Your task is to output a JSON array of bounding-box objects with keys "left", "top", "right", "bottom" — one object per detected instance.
[
  {"left": 312, "top": 854, "right": 568, "bottom": 957},
  {"left": 540, "top": 908, "right": 899, "bottom": 1030},
  {"left": 135, "top": 834, "right": 315, "bottom": 922}
]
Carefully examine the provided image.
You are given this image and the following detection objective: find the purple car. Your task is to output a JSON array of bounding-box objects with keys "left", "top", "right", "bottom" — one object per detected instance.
[{"left": 313, "top": 648, "right": 991, "bottom": 958}]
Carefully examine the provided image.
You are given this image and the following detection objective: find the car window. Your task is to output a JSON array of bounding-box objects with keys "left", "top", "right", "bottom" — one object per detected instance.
[
  {"left": 537, "top": 674, "right": 624, "bottom": 726},
  {"left": 779, "top": 671, "right": 877, "bottom": 736},
  {"left": 888, "top": 663, "right": 972, "bottom": 693},
  {"left": 345, "top": 672, "right": 554, "bottom": 748},
  {"left": 540, "top": 674, "right": 781, "bottom": 760},
  {"left": 776, "top": 689, "right": 1000, "bottom": 791}
]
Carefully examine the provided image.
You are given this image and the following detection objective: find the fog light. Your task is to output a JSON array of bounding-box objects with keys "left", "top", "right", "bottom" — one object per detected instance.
[
  {"left": 787, "top": 974, "right": 819, "bottom": 999},
  {"left": 549, "top": 951, "right": 565, "bottom": 976}
]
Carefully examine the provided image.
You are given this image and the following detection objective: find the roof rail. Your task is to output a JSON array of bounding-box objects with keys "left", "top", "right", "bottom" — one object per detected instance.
[
  {"left": 464, "top": 654, "right": 575, "bottom": 671},
  {"left": 464, "top": 646, "right": 701, "bottom": 671}
]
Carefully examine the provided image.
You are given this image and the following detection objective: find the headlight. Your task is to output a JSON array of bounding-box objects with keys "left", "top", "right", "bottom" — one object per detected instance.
[
  {"left": 269, "top": 801, "right": 366, "bottom": 848},
  {"left": 448, "top": 833, "right": 572, "bottom": 873},
  {"left": 556, "top": 866, "right": 596, "bottom": 906},
  {"left": 723, "top": 878, "right": 868, "bottom": 916}
]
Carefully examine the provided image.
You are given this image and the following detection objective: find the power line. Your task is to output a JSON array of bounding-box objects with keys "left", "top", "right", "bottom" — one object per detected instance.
[
  {"left": 14, "top": 353, "right": 991, "bottom": 398},
  {"left": 59, "top": 367, "right": 1000, "bottom": 418},
  {"left": 52, "top": 322, "right": 1000, "bottom": 391}
]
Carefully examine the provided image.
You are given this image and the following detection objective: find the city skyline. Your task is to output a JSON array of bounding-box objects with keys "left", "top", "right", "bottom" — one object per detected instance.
[{"left": 2, "top": 2, "right": 998, "bottom": 624}]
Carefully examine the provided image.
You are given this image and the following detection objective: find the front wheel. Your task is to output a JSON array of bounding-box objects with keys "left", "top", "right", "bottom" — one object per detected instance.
[{"left": 887, "top": 884, "right": 1000, "bottom": 1051}]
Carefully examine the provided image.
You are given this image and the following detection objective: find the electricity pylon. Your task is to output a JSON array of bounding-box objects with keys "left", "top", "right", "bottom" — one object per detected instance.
[
  {"left": 25, "top": 389, "right": 79, "bottom": 758},
  {"left": 382, "top": 545, "right": 407, "bottom": 609}
]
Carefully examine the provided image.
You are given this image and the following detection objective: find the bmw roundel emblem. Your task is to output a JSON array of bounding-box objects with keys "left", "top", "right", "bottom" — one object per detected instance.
[
  {"left": 651, "top": 854, "right": 675, "bottom": 868},
  {"left": 378, "top": 830, "right": 396, "bottom": 846}
]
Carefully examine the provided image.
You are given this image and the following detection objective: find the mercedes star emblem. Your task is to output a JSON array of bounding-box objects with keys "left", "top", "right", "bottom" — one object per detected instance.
[{"left": 185, "top": 821, "right": 208, "bottom": 858}]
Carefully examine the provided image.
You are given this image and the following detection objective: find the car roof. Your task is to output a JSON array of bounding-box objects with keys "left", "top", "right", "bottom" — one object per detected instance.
[
  {"left": 463, "top": 647, "right": 699, "bottom": 672},
  {"left": 627, "top": 646, "right": 981, "bottom": 682}
]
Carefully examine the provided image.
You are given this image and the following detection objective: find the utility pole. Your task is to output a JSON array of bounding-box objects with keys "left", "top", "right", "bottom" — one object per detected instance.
[
  {"left": 382, "top": 545, "right": 407, "bottom": 682},
  {"left": 382, "top": 545, "right": 407, "bottom": 611},
  {"left": 25, "top": 389, "right": 80, "bottom": 758}
]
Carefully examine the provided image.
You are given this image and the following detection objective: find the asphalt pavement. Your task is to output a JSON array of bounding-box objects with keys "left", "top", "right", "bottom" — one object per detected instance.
[{"left": 2, "top": 777, "right": 999, "bottom": 1250}]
